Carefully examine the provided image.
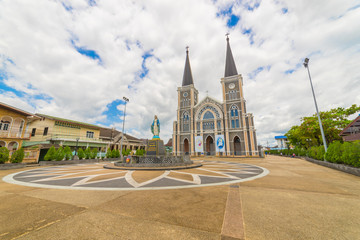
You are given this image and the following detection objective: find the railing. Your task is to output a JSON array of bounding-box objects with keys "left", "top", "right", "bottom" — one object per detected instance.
[
  {"left": 47, "top": 134, "right": 106, "bottom": 143},
  {"left": 0, "top": 130, "right": 30, "bottom": 139}
]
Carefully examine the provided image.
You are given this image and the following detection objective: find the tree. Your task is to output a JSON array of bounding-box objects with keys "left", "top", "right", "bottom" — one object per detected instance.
[
  {"left": 84, "top": 148, "right": 91, "bottom": 159},
  {"left": 44, "top": 146, "right": 56, "bottom": 161},
  {"left": 286, "top": 104, "right": 360, "bottom": 149},
  {"left": 64, "top": 146, "right": 73, "bottom": 160},
  {"left": 135, "top": 149, "right": 145, "bottom": 156},
  {"left": 55, "top": 146, "right": 65, "bottom": 161},
  {"left": 77, "top": 148, "right": 85, "bottom": 159},
  {"left": 113, "top": 149, "right": 120, "bottom": 158},
  {"left": 106, "top": 148, "right": 112, "bottom": 158},
  {"left": 122, "top": 149, "right": 131, "bottom": 156},
  {"left": 10, "top": 148, "right": 25, "bottom": 163},
  {"left": 0, "top": 147, "right": 9, "bottom": 164},
  {"left": 325, "top": 141, "right": 346, "bottom": 164},
  {"left": 90, "top": 148, "right": 98, "bottom": 159}
]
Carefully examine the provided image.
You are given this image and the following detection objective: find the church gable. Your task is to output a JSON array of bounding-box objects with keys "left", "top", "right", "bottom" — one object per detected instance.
[{"left": 194, "top": 96, "right": 223, "bottom": 120}]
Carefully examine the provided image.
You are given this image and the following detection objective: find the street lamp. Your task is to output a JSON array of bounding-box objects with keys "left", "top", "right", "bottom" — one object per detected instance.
[
  {"left": 74, "top": 137, "right": 80, "bottom": 160},
  {"left": 120, "top": 96, "right": 129, "bottom": 162},
  {"left": 303, "top": 58, "right": 328, "bottom": 154}
]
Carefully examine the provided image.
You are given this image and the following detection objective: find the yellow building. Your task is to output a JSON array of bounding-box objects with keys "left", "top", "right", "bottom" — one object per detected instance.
[
  {"left": 24, "top": 114, "right": 108, "bottom": 161},
  {"left": 0, "top": 102, "right": 40, "bottom": 162}
]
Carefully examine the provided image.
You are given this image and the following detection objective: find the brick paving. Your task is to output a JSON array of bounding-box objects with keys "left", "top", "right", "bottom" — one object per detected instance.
[{"left": 1, "top": 155, "right": 360, "bottom": 240}]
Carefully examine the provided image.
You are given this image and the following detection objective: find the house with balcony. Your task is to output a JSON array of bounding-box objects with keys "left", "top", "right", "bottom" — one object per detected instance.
[
  {"left": 23, "top": 114, "right": 108, "bottom": 161},
  {"left": 0, "top": 102, "right": 40, "bottom": 162},
  {"left": 339, "top": 114, "right": 360, "bottom": 142}
]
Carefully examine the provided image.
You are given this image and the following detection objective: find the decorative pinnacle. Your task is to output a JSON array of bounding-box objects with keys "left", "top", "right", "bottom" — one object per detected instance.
[{"left": 186, "top": 46, "right": 189, "bottom": 53}]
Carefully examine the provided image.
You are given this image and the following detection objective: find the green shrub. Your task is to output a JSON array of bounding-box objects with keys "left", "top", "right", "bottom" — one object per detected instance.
[
  {"left": 77, "top": 148, "right": 85, "bottom": 159},
  {"left": 316, "top": 146, "right": 325, "bottom": 160},
  {"left": 84, "top": 148, "right": 91, "bottom": 159},
  {"left": 122, "top": 149, "right": 131, "bottom": 156},
  {"left": 44, "top": 146, "right": 56, "bottom": 161},
  {"left": 325, "top": 141, "right": 343, "bottom": 163},
  {"left": 10, "top": 148, "right": 25, "bottom": 163},
  {"left": 64, "top": 146, "right": 73, "bottom": 160},
  {"left": 113, "top": 149, "right": 121, "bottom": 158},
  {"left": 341, "top": 141, "right": 360, "bottom": 167},
  {"left": 135, "top": 149, "right": 145, "bottom": 156},
  {"left": 55, "top": 146, "right": 65, "bottom": 161},
  {"left": 0, "top": 147, "right": 9, "bottom": 164},
  {"left": 90, "top": 148, "right": 98, "bottom": 159},
  {"left": 111, "top": 149, "right": 117, "bottom": 158},
  {"left": 106, "top": 148, "right": 112, "bottom": 158},
  {"left": 308, "top": 146, "right": 325, "bottom": 161}
]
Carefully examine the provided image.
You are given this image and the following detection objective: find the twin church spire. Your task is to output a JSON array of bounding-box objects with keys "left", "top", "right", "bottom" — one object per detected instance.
[
  {"left": 181, "top": 35, "right": 238, "bottom": 86},
  {"left": 182, "top": 46, "right": 194, "bottom": 86}
]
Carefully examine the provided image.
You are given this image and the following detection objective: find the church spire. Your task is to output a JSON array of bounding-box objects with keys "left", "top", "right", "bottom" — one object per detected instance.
[
  {"left": 224, "top": 34, "right": 238, "bottom": 77},
  {"left": 182, "top": 46, "right": 194, "bottom": 86}
]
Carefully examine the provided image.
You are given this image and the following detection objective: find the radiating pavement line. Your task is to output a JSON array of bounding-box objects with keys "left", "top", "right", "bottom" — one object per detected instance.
[{"left": 221, "top": 185, "right": 245, "bottom": 240}]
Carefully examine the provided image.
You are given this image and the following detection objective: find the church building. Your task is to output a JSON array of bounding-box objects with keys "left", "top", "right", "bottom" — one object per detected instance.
[{"left": 173, "top": 36, "right": 258, "bottom": 156}]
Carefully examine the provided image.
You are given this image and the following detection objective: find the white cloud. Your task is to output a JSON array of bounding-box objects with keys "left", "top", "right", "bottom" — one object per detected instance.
[{"left": 0, "top": 0, "right": 359, "bottom": 146}]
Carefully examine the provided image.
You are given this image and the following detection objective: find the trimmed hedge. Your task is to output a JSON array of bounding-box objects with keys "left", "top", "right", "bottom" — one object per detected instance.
[
  {"left": 64, "top": 146, "right": 73, "bottom": 160},
  {"left": 0, "top": 147, "right": 9, "bottom": 164},
  {"left": 325, "top": 141, "right": 360, "bottom": 167},
  {"left": 10, "top": 148, "right": 25, "bottom": 163},
  {"left": 268, "top": 141, "right": 360, "bottom": 168},
  {"left": 77, "top": 148, "right": 85, "bottom": 159}
]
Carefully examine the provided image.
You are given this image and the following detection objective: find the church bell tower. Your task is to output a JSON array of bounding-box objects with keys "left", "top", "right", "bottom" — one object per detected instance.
[{"left": 173, "top": 47, "right": 198, "bottom": 156}]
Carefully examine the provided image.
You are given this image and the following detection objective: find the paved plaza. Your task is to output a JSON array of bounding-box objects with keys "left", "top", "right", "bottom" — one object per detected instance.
[
  {"left": 4, "top": 161, "right": 267, "bottom": 190},
  {"left": 1, "top": 155, "right": 360, "bottom": 240}
]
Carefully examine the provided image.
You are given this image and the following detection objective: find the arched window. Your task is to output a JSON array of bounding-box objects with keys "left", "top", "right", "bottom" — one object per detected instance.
[
  {"left": 203, "top": 111, "right": 214, "bottom": 120},
  {"left": 228, "top": 90, "right": 238, "bottom": 100},
  {"left": 1, "top": 116, "right": 12, "bottom": 131},
  {"left": 8, "top": 141, "right": 18, "bottom": 151},
  {"left": 183, "top": 111, "right": 189, "bottom": 121},
  {"left": 182, "top": 111, "right": 190, "bottom": 132},
  {"left": 202, "top": 111, "right": 215, "bottom": 131},
  {"left": 14, "top": 118, "right": 25, "bottom": 137},
  {"left": 230, "top": 105, "right": 240, "bottom": 128}
]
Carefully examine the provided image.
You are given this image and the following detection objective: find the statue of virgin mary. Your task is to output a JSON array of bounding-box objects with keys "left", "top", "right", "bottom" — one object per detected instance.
[{"left": 151, "top": 115, "right": 160, "bottom": 139}]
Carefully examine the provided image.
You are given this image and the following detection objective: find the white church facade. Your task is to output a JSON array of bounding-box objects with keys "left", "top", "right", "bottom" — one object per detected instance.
[{"left": 173, "top": 36, "right": 258, "bottom": 156}]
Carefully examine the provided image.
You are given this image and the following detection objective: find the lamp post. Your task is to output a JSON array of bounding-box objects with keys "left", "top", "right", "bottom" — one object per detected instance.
[
  {"left": 120, "top": 96, "right": 129, "bottom": 162},
  {"left": 303, "top": 58, "right": 328, "bottom": 154},
  {"left": 74, "top": 137, "right": 80, "bottom": 160}
]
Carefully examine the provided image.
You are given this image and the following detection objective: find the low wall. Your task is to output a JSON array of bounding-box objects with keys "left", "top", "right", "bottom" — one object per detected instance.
[
  {"left": 302, "top": 157, "right": 360, "bottom": 177},
  {"left": 0, "top": 163, "right": 28, "bottom": 170},
  {"left": 39, "top": 158, "right": 118, "bottom": 166}
]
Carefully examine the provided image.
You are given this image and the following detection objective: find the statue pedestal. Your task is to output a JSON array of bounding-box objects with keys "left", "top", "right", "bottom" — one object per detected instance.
[{"left": 146, "top": 139, "right": 165, "bottom": 156}]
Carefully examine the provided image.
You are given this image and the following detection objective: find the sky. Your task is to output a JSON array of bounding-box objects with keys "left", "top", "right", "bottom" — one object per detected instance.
[{"left": 1, "top": 0, "right": 360, "bottom": 146}]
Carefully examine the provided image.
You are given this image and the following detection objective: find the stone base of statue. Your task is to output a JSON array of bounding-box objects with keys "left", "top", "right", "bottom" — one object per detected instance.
[
  {"left": 146, "top": 139, "right": 165, "bottom": 156},
  {"left": 111, "top": 138, "right": 200, "bottom": 170},
  {"left": 111, "top": 154, "right": 200, "bottom": 170}
]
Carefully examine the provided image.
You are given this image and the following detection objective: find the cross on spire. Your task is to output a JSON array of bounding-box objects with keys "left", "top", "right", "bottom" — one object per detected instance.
[
  {"left": 224, "top": 33, "right": 238, "bottom": 77},
  {"left": 182, "top": 46, "right": 194, "bottom": 86}
]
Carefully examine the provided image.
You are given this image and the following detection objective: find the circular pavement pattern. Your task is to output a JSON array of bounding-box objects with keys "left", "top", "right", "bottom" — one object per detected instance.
[{"left": 3, "top": 160, "right": 269, "bottom": 191}]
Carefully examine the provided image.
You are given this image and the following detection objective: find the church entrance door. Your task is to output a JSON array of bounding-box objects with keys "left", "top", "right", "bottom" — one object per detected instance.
[
  {"left": 205, "top": 136, "right": 215, "bottom": 155},
  {"left": 234, "top": 136, "right": 241, "bottom": 155},
  {"left": 184, "top": 138, "right": 189, "bottom": 155}
]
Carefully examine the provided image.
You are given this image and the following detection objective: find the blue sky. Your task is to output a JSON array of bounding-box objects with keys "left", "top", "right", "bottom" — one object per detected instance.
[{"left": 0, "top": 0, "right": 360, "bottom": 145}]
